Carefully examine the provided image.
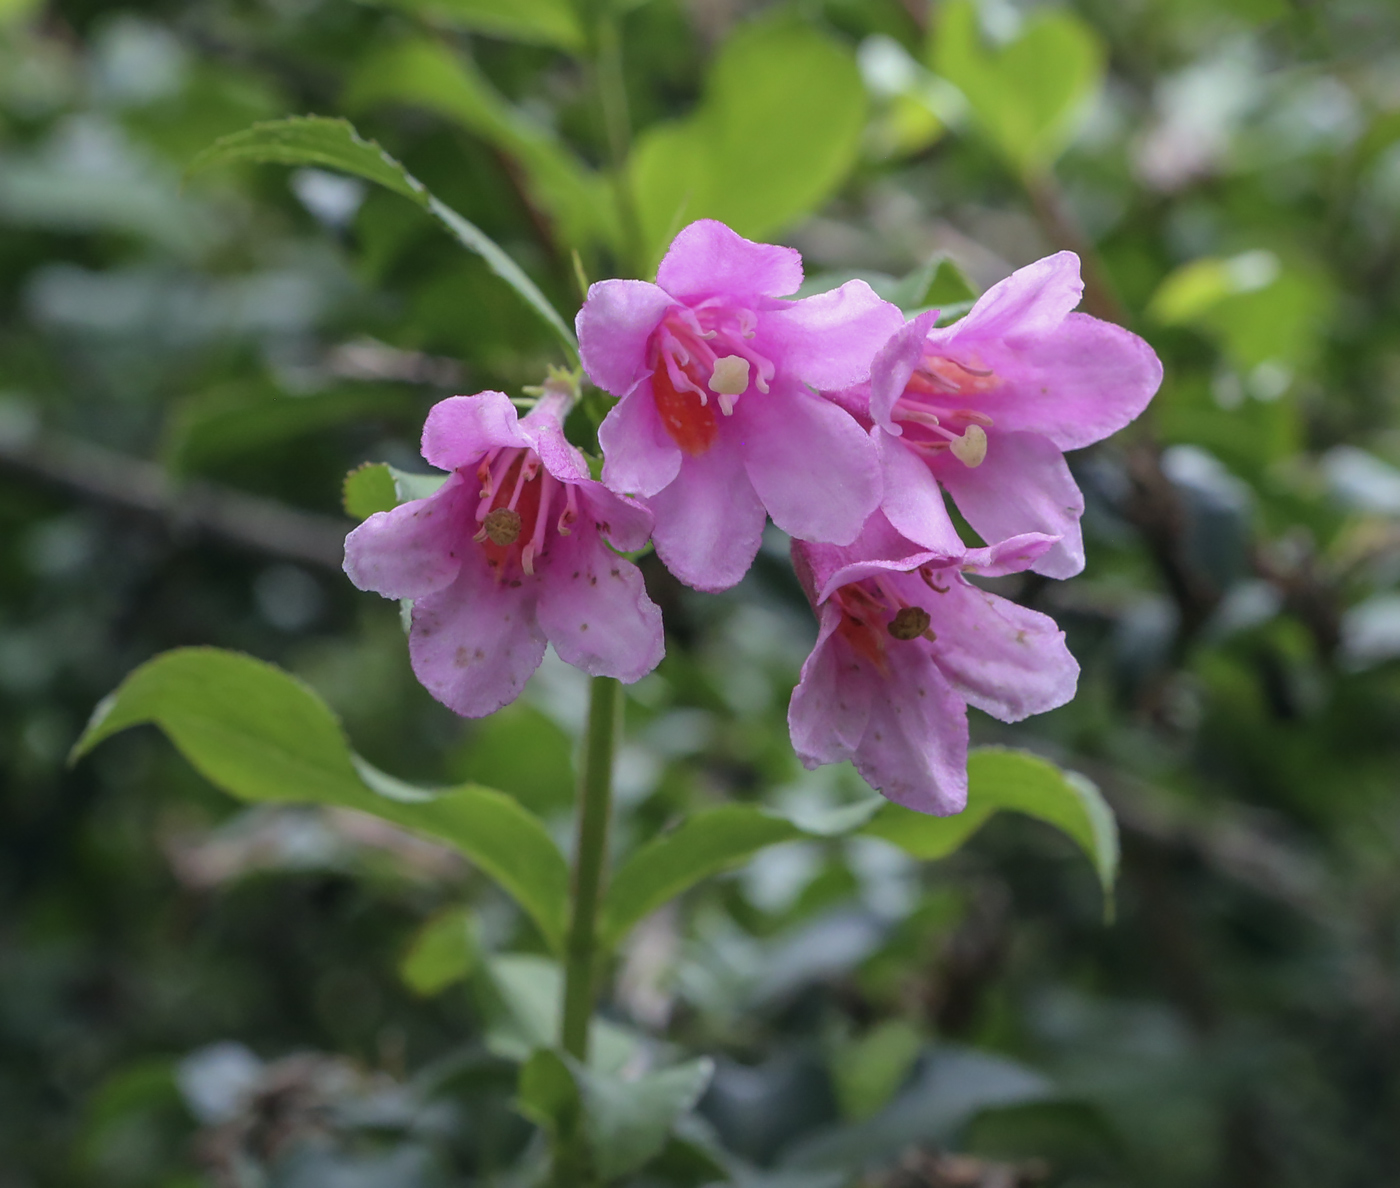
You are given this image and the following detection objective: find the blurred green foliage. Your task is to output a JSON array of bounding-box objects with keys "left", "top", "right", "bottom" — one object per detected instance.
[{"left": 6, "top": 0, "right": 1400, "bottom": 1185}]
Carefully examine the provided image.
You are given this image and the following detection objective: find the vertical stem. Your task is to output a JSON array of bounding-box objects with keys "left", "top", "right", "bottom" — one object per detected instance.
[{"left": 561, "top": 675, "right": 621, "bottom": 1060}]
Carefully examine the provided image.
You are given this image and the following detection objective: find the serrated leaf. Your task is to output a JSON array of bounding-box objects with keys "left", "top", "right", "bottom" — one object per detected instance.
[
  {"left": 71, "top": 648, "right": 570, "bottom": 952},
  {"left": 343, "top": 462, "right": 398, "bottom": 520},
  {"left": 400, "top": 905, "right": 477, "bottom": 996},
  {"left": 188, "top": 116, "right": 577, "bottom": 358},
  {"left": 931, "top": 0, "right": 1104, "bottom": 176}
]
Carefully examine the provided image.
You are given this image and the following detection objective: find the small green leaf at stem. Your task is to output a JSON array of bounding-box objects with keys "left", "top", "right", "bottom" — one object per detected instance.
[
  {"left": 399, "top": 905, "right": 478, "bottom": 996},
  {"left": 343, "top": 462, "right": 399, "bottom": 520}
]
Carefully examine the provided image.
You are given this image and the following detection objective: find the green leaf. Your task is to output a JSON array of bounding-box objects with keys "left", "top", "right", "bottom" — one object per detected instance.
[
  {"left": 830, "top": 1020, "right": 924, "bottom": 1122},
  {"left": 887, "top": 255, "right": 977, "bottom": 312},
  {"left": 931, "top": 0, "right": 1104, "bottom": 176},
  {"left": 865, "top": 748, "right": 1118, "bottom": 903},
  {"left": 516, "top": 1048, "right": 580, "bottom": 1137},
  {"left": 400, "top": 905, "right": 478, "bottom": 996},
  {"left": 71, "top": 648, "right": 570, "bottom": 952},
  {"left": 575, "top": 1058, "right": 715, "bottom": 1181},
  {"left": 629, "top": 15, "right": 867, "bottom": 268},
  {"left": 371, "top": 0, "right": 584, "bottom": 50},
  {"left": 599, "top": 806, "right": 805, "bottom": 949},
  {"left": 187, "top": 116, "right": 578, "bottom": 358},
  {"left": 343, "top": 462, "right": 398, "bottom": 520}
]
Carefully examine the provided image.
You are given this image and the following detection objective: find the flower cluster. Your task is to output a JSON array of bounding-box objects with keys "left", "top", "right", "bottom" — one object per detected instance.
[{"left": 345, "top": 220, "right": 1161, "bottom": 814}]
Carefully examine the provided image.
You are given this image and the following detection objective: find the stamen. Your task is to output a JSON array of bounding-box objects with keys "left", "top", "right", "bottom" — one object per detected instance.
[
  {"left": 950, "top": 424, "right": 988, "bottom": 467},
  {"left": 522, "top": 544, "right": 535, "bottom": 575},
  {"left": 888, "top": 606, "right": 932, "bottom": 641},
  {"left": 483, "top": 507, "right": 522, "bottom": 546},
  {"left": 557, "top": 483, "right": 579, "bottom": 535},
  {"left": 709, "top": 355, "right": 750, "bottom": 396},
  {"left": 918, "top": 566, "right": 950, "bottom": 594},
  {"left": 528, "top": 471, "right": 555, "bottom": 561}
]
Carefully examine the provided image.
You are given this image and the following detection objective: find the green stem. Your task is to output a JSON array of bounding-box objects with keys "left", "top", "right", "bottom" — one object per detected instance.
[{"left": 561, "top": 675, "right": 621, "bottom": 1060}]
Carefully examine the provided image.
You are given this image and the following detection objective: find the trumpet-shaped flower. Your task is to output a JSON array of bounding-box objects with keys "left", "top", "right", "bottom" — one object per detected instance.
[
  {"left": 867, "top": 252, "right": 1163, "bottom": 578},
  {"left": 789, "top": 513, "right": 1078, "bottom": 814},
  {"left": 343, "top": 391, "right": 663, "bottom": 717},
  {"left": 578, "top": 219, "right": 905, "bottom": 592}
]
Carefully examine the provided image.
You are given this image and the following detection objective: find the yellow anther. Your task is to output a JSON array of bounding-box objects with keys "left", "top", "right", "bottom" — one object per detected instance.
[{"left": 709, "top": 355, "right": 751, "bottom": 397}]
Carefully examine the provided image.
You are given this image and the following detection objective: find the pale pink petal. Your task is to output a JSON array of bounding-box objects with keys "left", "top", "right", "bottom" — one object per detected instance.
[
  {"left": 648, "top": 441, "right": 766, "bottom": 592},
  {"left": 959, "top": 532, "right": 1060, "bottom": 577},
  {"left": 868, "top": 310, "right": 940, "bottom": 433},
  {"left": 788, "top": 608, "right": 875, "bottom": 768},
  {"left": 655, "top": 219, "right": 803, "bottom": 300},
  {"left": 525, "top": 404, "right": 591, "bottom": 485},
  {"left": 740, "top": 385, "right": 880, "bottom": 546},
  {"left": 877, "top": 432, "right": 965, "bottom": 559},
  {"left": 420, "top": 391, "right": 530, "bottom": 472},
  {"left": 923, "top": 575, "right": 1079, "bottom": 722},
  {"left": 536, "top": 524, "right": 663, "bottom": 683},
  {"left": 979, "top": 313, "right": 1163, "bottom": 451},
  {"left": 598, "top": 387, "right": 683, "bottom": 499},
  {"left": 577, "top": 482, "right": 654, "bottom": 554},
  {"left": 762, "top": 281, "right": 906, "bottom": 392},
  {"left": 408, "top": 555, "right": 546, "bottom": 718},
  {"left": 853, "top": 647, "right": 969, "bottom": 815},
  {"left": 343, "top": 474, "right": 470, "bottom": 600},
  {"left": 577, "top": 279, "right": 674, "bottom": 397},
  {"left": 932, "top": 431, "right": 1085, "bottom": 578},
  {"left": 943, "top": 251, "right": 1083, "bottom": 346}
]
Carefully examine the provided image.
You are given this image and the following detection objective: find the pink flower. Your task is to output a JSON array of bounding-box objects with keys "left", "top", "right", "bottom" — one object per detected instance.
[
  {"left": 577, "top": 219, "right": 906, "bottom": 592},
  {"left": 343, "top": 391, "right": 663, "bottom": 717},
  {"left": 789, "top": 513, "right": 1078, "bottom": 814},
  {"left": 866, "top": 252, "right": 1163, "bottom": 579}
]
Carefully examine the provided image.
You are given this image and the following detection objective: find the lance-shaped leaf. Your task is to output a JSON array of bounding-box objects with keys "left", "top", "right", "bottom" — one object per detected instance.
[
  {"left": 70, "top": 648, "right": 570, "bottom": 952},
  {"left": 187, "top": 116, "right": 577, "bottom": 358}
]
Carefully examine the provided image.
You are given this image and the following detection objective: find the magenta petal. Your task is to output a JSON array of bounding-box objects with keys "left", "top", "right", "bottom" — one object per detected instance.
[
  {"left": 577, "top": 482, "right": 653, "bottom": 554},
  {"left": 577, "top": 279, "right": 673, "bottom": 397},
  {"left": 868, "top": 309, "right": 940, "bottom": 433},
  {"left": 599, "top": 387, "right": 683, "bottom": 499},
  {"left": 987, "top": 313, "right": 1164, "bottom": 451},
  {"left": 655, "top": 219, "right": 803, "bottom": 301},
  {"left": 927, "top": 576, "right": 1079, "bottom": 722},
  {"left": 950, "top": 251, "right": 1083, "bottom": 345},
  {"left": 343, "top": 475, "right": 470, "bottom": 600},
  {"left": 408, "top": 555, "right": 546, "bottom": 718},
  {"left": 933, "top": 431, "right": 1085, "bottom": 579},
  {"left": 648, "top": 442, "right": 766, "bottom": 591},
  {"left": 536, "top": 524, "right": 663, "bottom": 683},
  {"left": 762, "top": 281, "right": 907, "bottom": 392},
  {"left": 853, "top": 647, "right": 969, "bottom": 815},
  {"left": 789, "top": 609, "right": 875, "bottom": 768},
  {"left": 741, "top": 386, "right": 880, "bottom": 546},
  {"left": 421, "top": 392, "right": 530, "bottom": 472},
  {"left": 877, "top": 432, "right": 965, "bottom": 559}
]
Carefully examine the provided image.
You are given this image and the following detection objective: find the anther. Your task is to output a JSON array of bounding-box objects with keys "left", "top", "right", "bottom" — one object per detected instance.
[
  {"left": 950, "top": 424, "right": 988, "bottom": 467},
  {"left": 888, "top": 606, "right": 932, "bottom": 641},
  {"left": 709, "top": 355, "right": 750, "bottom": 396},
  {"left": 484, "top": 507, "right": 523, "bottom": 546}
]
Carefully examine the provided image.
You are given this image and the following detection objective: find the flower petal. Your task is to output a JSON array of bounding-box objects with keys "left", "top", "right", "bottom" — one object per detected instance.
[
  {"left": 578, "top": 482, "right": 654, "bottom": 554},
  {"left": 343, "top": 474, "right": 470, "bottom": 600},
  {"left": 648, "top": 440, "right": 766, "bottom": 591},
  {"left": 868, "top": 309, "right": 940, "bottom": 433},
  {"left": 741, "top": 384, "right": 881, "bottom": 546},
  {"left": 577, "top": 279, "right": 673, "bottom": 397},
  {"left": 945, "top": 250, "right": 1083, "bottom": 345},
  {"left": 959, "top": 532, "right": 1060, "bottom": 577},
  {"left": 923, "top": 574, "right": 1079, "bottom": 722},
  {"left": 877, "top": 431, "right": 965, "bottom": 559},
  {"left": 933, "top": 430, "right": 1085, "bottom": 578},
  {"left": 598, "top": 386, "right": 683, "bottom": 499},
  {"left": 655, "top": 219, "right": 803, "bottom": 301},
  {"left": 980, "top": 313, "right": 1163, "bottom": 451},
  {"left": 853, "top": 646, "right": 969, "bottom": 815},
  {"left": 789, "top": 607, "right": 875, "bottom": 768},
  {"left": 408, "top": 555, "right": 546, "bottom": 718},
  {"left": 536, "top": 524, "right": 663, "bottom": 683},
  {"left": 762, "top": 281, "right": 906, "bottom": 392},
  {"left": 421, "top": 391, "right": 529, "bottom": 472}
]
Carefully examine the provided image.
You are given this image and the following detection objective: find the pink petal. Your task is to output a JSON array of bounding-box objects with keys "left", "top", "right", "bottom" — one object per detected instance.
[
  {"left": 868, "top": 309, "right": 940, "bottom": 433},
  {"left": 762, "top": 281, "right": 907, "bottom": 392},
  {"left": 524, "top": 404, "right": 591, "bottom": 485},
  {"left": 408, "top": 555, "right": 547, "bottom": 718},
  {"left": 982, "top": 313, "right": 1163, "bottom": 451},
  {"left": 945, "top": 251, "right": 1083, "bottom": 346},
  {"left": 536, "top": 524, "right": 664, "bottom": 683},
  {"left": 932, "top": 431, "right": 1085, "bottom": 578},
  {"left": 577, "top": 279, "right": 673, "bottom": 397},
  {"left": 577, "top": 481, "right": 654, "bottom": 554},
  {"left": 877, "top": 432, "right": 965, "bottom": 559},
  {"left": 924, "top": 575, "right": 1079, "bottom": 722},
  {"left": 421, "top": 392, "right": 530, "bottom": 472},
  {"left": 853, "top": 646, "right": 969, "bottom": 815},
  {"left": 959, "top": 532, "right": 1060, "bottom": 577},
  {"left": 343, "top": 474, "right": 470, "bottom": 600},
  {"left": 648, "top": 441, "right": 766, "bottom": 591},
  {"left": 655, "top": 219, "right": 803, "bottom": 301},
  {"left": 788, "top": 607, "right": 875, "bottom": 768},
  {"left": 740, "top": 385, "right": 880, "bottom": 546},
  {"left": 598, "top": 386, "right": 683, "bottom": 499}
]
